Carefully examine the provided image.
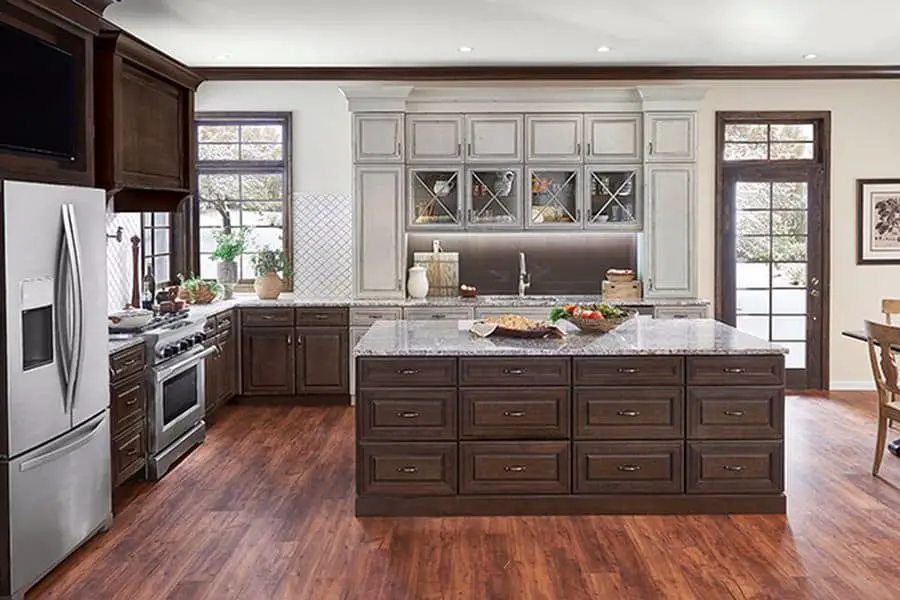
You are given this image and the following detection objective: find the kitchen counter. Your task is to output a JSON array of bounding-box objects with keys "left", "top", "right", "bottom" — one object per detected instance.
[
  {"left": 108, "top": 336, "right": 144, "bottom": 355},
  {"left": 353, "top": 318, "right": 786, "bottom": 357}
]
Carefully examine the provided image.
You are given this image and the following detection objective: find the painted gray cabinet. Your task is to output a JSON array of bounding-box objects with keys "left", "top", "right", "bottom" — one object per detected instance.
[
  {"left": 407, "top": 166, "right": 465, "bottom": 230},
  {"left": 584, "top": 165, "right": 642, "bottom": 231},
  {"left": 525, "top": 115, "right": 583, "bottom": 162},
  {"left": 406, "top": 114, "right": 464, "bottom": 163},
  {"left": 644, "top": 164, "right": 695, "bottom": 298},
  {"left": 467, "top": 166, "right": 523, "bottom": 229},
  {"left": 654, "top": 306, "right": 708, "bottom": 319},
  {"left": 354, "top": 166, "right": 405, "bottom": 298},
  {"left": 465, "top": 114, "right": 524, "bottom": 163},
  {"left": 645, "top": 112, "right": 696, "bottom": 162},
  {"left": 584, "top": 114, "right": 643, "bottom": 163},
  {"left": 354, "top": 113, "right": 404, "bottom": 163}
]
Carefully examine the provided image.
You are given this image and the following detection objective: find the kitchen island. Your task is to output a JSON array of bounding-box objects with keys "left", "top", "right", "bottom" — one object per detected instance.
[{"left": 354, "top": 318, "right": 787, "bottom": 516}]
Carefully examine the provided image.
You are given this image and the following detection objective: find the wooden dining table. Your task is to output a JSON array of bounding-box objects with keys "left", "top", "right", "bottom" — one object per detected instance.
[{"left": 842, "top": 330, "right": 900, "bottom": 457}]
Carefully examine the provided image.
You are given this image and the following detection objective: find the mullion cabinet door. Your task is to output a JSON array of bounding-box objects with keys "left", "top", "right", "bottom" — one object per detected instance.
[
  {"left": 526, "top": 166, "right": 583, "bottom": 230},
  {"left": 584, "top": 165, "right": 643, "bottom": 231},
  {"left": 466, "top": 166, "right": 523, "bottom": 230},
  {"left": 407, "top": 167, "right": 465, "bottom": 230}
]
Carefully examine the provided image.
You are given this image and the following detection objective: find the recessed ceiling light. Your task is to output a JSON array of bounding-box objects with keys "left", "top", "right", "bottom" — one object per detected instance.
[
  {"left": 458, "top": 46, "right": 473, "bottom": 53},
  {"left": 803, "top": 53, "right": 817, "bottom": 60},
  {"left": 596, "top": 46, "right": 611, "bottom": 53}
]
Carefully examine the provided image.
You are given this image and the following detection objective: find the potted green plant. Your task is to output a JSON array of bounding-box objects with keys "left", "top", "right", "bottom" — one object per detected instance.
[
  {"left": 251, "top": 246, "right": 290, "bottom": 300},
  {"left": 210, "top": 226, "right": 251, "bottom": 299}
]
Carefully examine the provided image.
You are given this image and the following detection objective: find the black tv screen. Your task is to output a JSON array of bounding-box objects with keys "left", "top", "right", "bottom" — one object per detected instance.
[{"left": 0, "top": 22, "right": 78, "bottom": 160}]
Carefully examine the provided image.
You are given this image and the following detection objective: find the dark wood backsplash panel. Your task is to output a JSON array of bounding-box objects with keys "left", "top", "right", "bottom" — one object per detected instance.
[{"left": 407, "top": 233, "right": 637, "bottom": 295}]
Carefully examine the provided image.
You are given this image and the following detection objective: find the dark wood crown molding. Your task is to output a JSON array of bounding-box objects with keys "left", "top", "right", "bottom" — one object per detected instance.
[
  {"left": 192, "top": 64, "right": 900, "bottom": 82},
  {"left": 98, "top": 28, "right": 204, "bottom": 88}
]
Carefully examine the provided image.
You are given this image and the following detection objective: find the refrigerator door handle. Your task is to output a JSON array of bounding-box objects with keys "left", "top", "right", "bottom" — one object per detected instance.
[
  {"left": 18, "top": 416, "right": 105, "bottom": 472},
  {"left": 55, "top": 213, "right": 72, "bottom": 407},
  {"left": 61, "top": 204, "right": 84, "bottom": 414}
]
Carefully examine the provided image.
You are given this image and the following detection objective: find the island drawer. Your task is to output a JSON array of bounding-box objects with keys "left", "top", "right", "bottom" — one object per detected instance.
[
  {"left": 574, "top": 388, "right": 684, "bottom": 440},
  {"left": 686, "top": 356, "right": 784, "bottom": 386},
  {"left": 357, "top": 358, "right": 457, "bottom": 387},
  {"left": 350, "top": 307, "right": 403, "bottom": 327},
  {"left": 460, "top": 441, "right": 570, "bottom": 495},
  {"left": 110, "top": 344, "right": 145, "bottom": 381},
  {"left": 459, "top": 388, "right": 570, "bottom": 440},
  {"left": 358, "top": 442, "right": 457, "bottom": 496},
  {"left": 403, "top": 307, "right": 475, "bottom": 321},
  {"left": 686, "top": 441, "right": 784, "bottom": 494},
  {"left": 358, "top": 388, "right": 457, "bottom": 441},
  {"left": 574, "top": 441, "right": 684, "bottom": 494},
  {"left": 459, "top": 358, "right": 570, "bottom": 387},
  {"left": 687, "top": 387, "right": 784, "bottom": 440},
  {"left": 295, "top": 308, "right": 348, "bottom": 327},
  {"left": 241, "top": 308, "right": 294, "bottom": 327},
  {"left": 574, "top": 357, "right": 684, "bottom": 386}
]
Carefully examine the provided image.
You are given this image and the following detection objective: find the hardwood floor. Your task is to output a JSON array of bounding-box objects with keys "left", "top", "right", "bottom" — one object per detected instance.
[{"left": 27, "top": 392, "right": 900, "bottom": 600}]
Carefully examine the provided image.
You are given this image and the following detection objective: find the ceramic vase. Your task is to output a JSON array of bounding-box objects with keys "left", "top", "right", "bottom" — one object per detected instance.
[
  {"left": 407, "top": 266, "right": 429, "bottom": 299},
  {"left": 217, "top": 260, "right": 238, "bottom": 300},
  {"left": 254, "top": 271, "right": 283, "bottom": 300}
]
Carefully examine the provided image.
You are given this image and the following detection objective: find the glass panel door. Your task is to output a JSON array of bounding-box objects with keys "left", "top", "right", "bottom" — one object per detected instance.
[
  {"left": 407, "top": 168, "right": 463, "bottom": 229},
  {"left": 585, "top": 167, "right": 641, "bottom": 230},
  {"left": 527, "top": 168, "right": 581, "bottom": 228},
  {"left": 467, "top": 168, "right": 522, "bottom": 228}
]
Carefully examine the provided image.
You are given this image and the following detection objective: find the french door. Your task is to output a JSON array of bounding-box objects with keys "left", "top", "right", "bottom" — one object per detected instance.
[{"left": 716, "top": 113, "right": 830, "bottom": 389}]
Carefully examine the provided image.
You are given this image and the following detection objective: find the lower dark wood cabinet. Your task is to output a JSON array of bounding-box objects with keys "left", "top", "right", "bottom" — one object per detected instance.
[
  {"left": 574, "top": 441, "right": 684, "bottom": 495},
  {"left": 358, "top": 442, "right": 458, "bottom": 496},
  {"left": 686, "top": 441, "right": 784, "bottom": 494},
  {"left": 241, "top": 326, "right": 295, "bottom": 396},
  {"left": 111, "top": 419, "right": 146, "bottom": 488},
  {"left": 459, "top": 441, "right": 571, "bottom": 495},
  {"left": 109, "top": 345, "right": 148, "bottom": 490},
  {"left": 296, "top": 327, "right": 348, "bottom": 394}
]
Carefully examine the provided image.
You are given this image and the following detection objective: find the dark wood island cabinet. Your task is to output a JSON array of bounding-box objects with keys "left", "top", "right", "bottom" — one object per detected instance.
[{"left": 354, "top": 319, "right": 787, "bottom": 517}]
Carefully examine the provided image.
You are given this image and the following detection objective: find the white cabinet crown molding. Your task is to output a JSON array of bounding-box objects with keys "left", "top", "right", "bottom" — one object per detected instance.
[
  {"left": 637, "top": 85, "right": 708, "bottom": 112},
  {"left": 340, "top": 85, "right": 414, "bottom": 112}
]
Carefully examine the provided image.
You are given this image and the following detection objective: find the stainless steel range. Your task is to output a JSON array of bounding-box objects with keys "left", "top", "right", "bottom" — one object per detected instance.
[{"left": 139, "top": 311, "right": 214, "bottom": 479}]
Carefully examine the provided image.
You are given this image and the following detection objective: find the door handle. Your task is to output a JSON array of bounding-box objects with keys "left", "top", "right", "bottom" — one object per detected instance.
[
  {"left": 503, "top": 465, "right": 527, "bottom": 473},
  {"left": 617, "top": 409, "right": 641, "bottom": 417},
  {"left": 617, "top": 465, "right": 641, "bottom": 472},
  {"left": 503, "top": 368, "right": 526, "bottom": 375},
  {"left": 20, "top": 417, "right": 104, "bottom": 472},
  {"left": 723, "top": 410, "right": 745, "bottom": 417},
  {"left": 397, "top": 466, "right": 418, "bottom": 474},
  {"left": 618, "top": 367, "right": 640, "bottom": 374},
  {"left": 503, "top": 410, "right": 526, "bottom": 417}
]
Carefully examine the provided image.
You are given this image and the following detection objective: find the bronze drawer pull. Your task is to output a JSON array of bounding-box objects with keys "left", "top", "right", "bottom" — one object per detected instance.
[
  {"left": 120, "top": 384, "right": 141, "bottom": 397},
  {"left": 618, "top": 367, "right": 640, "bottom": 374},
  {"left": 262, "top": 315, "right": 274, "bottom": 320},
  {"left": 723, "top": 367, "right": 745, "bottom": 374},
  {"left": 397, "top": 368, "right": 419, "bottom": 375},
  {"left": 723, "top": 465, "right": 745, "bottom": 472},
  {"left": 125, "top": 397, "right": 139, "bottom": 407},
  {"left": 503, "top": 368, "right": 526, "bottom": 375},
  {"left": 617, "top": 465, "right": 641, "bottom": 472},
  {"left": 503, "top": 410, "right": 526, "bottom": 417},
  {"left": 314, "top": 314, "right": 329, "bottom": 320},
  {"left": 504, "top": 465, "right": 527, "bottom": 473},
  {"left": 617, "top": 409, "right": 641, "bottom": 417},
  {"left": 397, "top": 466, "right": 418, "bottom": 474},
  {"left": 397, "top": 411, "right": 419, "bottom": 419},
  {"left": 723, "top": 410, "right": 745, "bottom": 417},
  {"left": 430, "top": 314, "right": 447, "bottom": 319},
  {"left": 126, "top": 448, "right": 140, "bottom": 457}
]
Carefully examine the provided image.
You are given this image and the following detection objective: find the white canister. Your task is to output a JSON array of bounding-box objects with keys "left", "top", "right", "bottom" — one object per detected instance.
[{"left": 407, "top": 265, "right": 429, "bottom": 299}]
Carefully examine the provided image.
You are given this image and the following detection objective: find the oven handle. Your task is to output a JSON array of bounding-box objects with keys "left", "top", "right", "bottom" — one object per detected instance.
[{"left": 154, "top": 346, "right": 216, "bottom": 384}]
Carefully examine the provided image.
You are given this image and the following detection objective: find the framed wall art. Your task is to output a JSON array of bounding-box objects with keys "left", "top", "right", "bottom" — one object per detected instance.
[{"left": 857, "top": 178, "right": 900, "bottom": 264}]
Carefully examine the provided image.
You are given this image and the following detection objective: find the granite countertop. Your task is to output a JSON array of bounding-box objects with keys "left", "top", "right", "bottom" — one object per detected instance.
[
  {"left": 108, "top": 336, "right": 144, "bottom": 355},
  {"left": 227, "top": 294, "right": 711, "bottom": 309},
  {"left": 353, "top": 319, "right": 787, "bottom": 357}
]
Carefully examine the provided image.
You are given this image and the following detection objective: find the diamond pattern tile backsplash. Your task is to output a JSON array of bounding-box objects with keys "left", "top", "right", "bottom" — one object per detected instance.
[
  {"left": 292, "top": 192, "right": 352, "bottom": 298},
  {"left": 106, "top": 212, "right": 142, "bottom": 313}
]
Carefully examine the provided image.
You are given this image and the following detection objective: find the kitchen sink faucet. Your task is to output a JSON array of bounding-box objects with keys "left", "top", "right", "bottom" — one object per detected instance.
[{"left": 518, "top": 251, "right": 532, "bottom": 297}]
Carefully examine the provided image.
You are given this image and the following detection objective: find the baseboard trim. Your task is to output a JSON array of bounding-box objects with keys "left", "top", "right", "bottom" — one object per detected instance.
[
  {"left": 356, "top": 493, "right": 787, "bottom": 517},
  {"left": 829, "top": 381, "right": 876, "bottom": 391}
]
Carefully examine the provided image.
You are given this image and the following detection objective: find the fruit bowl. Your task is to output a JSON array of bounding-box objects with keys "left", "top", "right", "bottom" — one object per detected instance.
[
  {"left": 567, "top": 311, "right": 636, "bottom": 333},
  {"left": 549, "top": 303, "right": 636, "bottom": 334}
]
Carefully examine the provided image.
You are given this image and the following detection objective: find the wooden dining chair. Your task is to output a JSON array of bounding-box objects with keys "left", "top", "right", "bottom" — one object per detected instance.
[
  {"left": 863, "top": 320, "right": 900, "bottom": 475},
  {"left": 882, "top": 299, "right": 900, "bottom": 324}
]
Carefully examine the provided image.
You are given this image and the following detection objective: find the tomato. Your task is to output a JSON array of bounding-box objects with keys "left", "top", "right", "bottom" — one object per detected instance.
[{"left": 565, "top": 304, "right": 576, "bottom": 314}]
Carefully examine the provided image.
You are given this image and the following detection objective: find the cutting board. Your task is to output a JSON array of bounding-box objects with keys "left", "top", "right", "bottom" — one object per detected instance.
[{"left": 413, "top": 251, "right": 459, "bottom": 297}]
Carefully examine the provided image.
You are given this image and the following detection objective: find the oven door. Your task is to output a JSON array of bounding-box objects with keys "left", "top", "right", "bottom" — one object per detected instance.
[{"left": 148, "top": 346, "right": 215, "bottom": 453}]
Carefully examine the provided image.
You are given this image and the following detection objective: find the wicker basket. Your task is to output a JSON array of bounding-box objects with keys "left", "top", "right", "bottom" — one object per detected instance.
[{"left": 567, "top": 310, "right": 636, "bottom": 334}]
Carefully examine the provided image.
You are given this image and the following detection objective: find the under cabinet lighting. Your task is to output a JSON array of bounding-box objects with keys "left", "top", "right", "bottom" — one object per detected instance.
[
  {"left": 458, "top": 46, "right": 473, "bottom": 53},
  {"left": 596, "top": 46, "right": 611, "bottom": 53}
]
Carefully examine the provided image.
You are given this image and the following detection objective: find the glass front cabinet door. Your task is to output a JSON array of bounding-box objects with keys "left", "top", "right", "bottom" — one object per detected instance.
[
  {"left": 407, "top": 167, "right": 464, "bottom": 230},
  {"left": 584, "top": 166, "right": 642, "bottom": 230},
  {"left": 466, "top": 167, "right": 523, "bottom": 229},
  {"left": 527, "top": 167, "right": 582, "bottom": 229}
]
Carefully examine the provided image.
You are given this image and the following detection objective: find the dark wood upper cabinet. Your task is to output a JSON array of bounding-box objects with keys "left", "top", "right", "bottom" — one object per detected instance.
[
  {"left": 94, "top": 27, "right": 203, "bottom": 212},
  {"left": 0, "top": 1, "right": 104, "bottom": 187}
]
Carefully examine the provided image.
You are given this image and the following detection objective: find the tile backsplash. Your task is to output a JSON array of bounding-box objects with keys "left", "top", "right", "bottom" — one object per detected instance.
[
  {"left": 291, "top": 192, "right": 352, "bottom": 298},
  {"left": 106, "top": 212, "right": 141, "bottom": 313}
]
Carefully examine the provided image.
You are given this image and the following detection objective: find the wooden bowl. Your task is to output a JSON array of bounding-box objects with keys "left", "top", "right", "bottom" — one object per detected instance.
[
  {"left": 460, "top": 287, "right": 477, "bottom": 298},
  {"left": 567, "top": 311, "right": 636, "bottom": 334}
]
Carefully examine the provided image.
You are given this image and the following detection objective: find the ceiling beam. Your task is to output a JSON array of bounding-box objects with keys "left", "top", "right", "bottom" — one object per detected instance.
[{"left": 192, "top": 65, "right": 900, "bottom": 82}]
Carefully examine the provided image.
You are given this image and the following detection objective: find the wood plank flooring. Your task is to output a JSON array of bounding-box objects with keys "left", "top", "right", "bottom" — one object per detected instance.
[{"left": 27, "top": 392, "right": 900, "bottom": 600}]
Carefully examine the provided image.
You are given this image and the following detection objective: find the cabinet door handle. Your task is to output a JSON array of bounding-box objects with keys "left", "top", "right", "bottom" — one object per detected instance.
[
  {"left": 456, "top": 208, "right": 462, "bottom": 223},
  {"left": 504, "top": 465, "right": 527, "bottom": 473},
  {"left": 314, "top": 314, "right": 329, "bottom": 320},
  {"left": 575, "top": 208, "right": 582, "bottom": 222},
  {"left": 722, "top": 367, "right": 745, "bottom": 374},
  {"left": 367, "top": 314, "right": 384, "bottom": 320},
  {"left": 397, "top": 466, "right": 418, "bottom": 474},
  {"left": 430, "top": 314, "right": 446, "bottom": 319},
  {"left": 287, "top": 336, "right": 292, "bottom": 345},
  {"left": 262, "top": 315, "right": 274, "bottom": 320},
  {"left": 587, "top": 142, "right": 592, "bottom": 156},
  {"left": 398, "top": 368, "right": 419, "bottom": 375},
  {"left": 723, "top": 465, "right": 745, "bottom": 472},
  {"left": 618, "top": 367, "right": 640, "bottom": 374},
  {"left": 503, "top": 410, "right": 526, "bottom": 417},
  {"left": 457, "top": 142, "right": 462, "bottom": 156},
  {"left": 617, "top": 465, "right": 641, "bottom": 472},
  {"left": 723, "top": 410, "right": 745, "bottom": 417},
  {"left": 503, "top": 368, "right": 525, "bottom": 375},
  {"left": 576, "top": 142, "right": 581, "bottom": 156},
  {"left": 467, "top": 142, "right": 472, "bottom": 156},
  {"left": 617, "top": 409, "right": 640, "bottom": 417},
  {"left": 396, "top": 142, "right": 401, "bottom": 156},
  {"left": 297, "top": 336, "right": 303, "bottom": 346},
  {"left": 648, "top": 140, "right": 654, "bottom": 155},
  {"left": 397, "top": 411, "right": 419, "bottom": 419}
]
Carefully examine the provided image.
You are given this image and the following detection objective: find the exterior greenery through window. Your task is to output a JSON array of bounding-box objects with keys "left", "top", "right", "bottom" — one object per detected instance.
[
  {"left": 142, "top": 213, "right": 172, "bottom": 286},
  {"left": 195, "top": 112, "right": 292, "bottom": 285}
]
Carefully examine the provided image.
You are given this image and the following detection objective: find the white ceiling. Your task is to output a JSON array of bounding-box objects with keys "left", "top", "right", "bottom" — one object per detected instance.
[{"left": 106, "top": 0, "right": 900, "bottom": 67}]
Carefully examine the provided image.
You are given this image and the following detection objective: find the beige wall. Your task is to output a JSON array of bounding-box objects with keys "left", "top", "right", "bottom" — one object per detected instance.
[
  {"left": 694, "top": 81, "right": 900, "bottom": 387},
  {"left": 197, "top": 79, "right": 900, "bottom": 387}
]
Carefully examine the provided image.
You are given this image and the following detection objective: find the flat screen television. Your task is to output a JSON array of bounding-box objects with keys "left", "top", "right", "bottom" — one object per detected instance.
[{"left": 0, "top": 21, "right": 78, "bottom": 160}]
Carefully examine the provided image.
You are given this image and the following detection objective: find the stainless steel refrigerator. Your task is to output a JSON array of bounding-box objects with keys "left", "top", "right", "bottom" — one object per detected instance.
[{"left": 0, "top": 180, "right": 111, "bottom": 600}]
